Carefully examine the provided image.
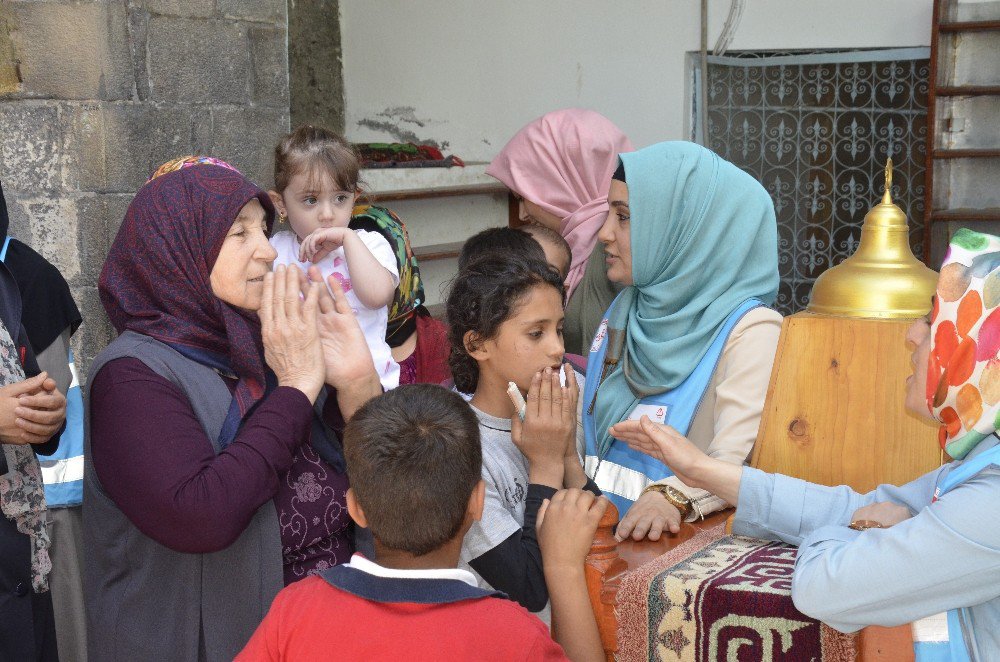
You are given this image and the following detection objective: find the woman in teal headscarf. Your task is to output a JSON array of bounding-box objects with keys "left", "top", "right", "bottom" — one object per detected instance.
[{"left": 581, "top": 141, "right": 782, "bottom": 541}]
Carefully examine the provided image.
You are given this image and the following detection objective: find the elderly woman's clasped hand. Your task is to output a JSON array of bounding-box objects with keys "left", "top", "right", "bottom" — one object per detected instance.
[
  {"left": 260, "top": 264, "right": 326, "bottom": 403},
  {"left": 260, "top": 263, "right": 382, "bottom": 416}
]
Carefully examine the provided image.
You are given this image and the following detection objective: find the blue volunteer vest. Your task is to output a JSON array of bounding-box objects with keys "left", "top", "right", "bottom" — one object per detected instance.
[
  {"left": 1, "top": 236, "right": 84, "bottom": 507},
  {"left": 913, "top": 441, "right": 1000, "bottom": 662},
  {"left": 582, "top": 296, "right": 763, "bottom": 515}
]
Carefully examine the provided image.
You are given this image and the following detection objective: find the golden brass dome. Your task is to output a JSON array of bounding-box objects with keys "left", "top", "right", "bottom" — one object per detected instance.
[{"left": 807, "top": 159, "right": 938, "bottom": 319}]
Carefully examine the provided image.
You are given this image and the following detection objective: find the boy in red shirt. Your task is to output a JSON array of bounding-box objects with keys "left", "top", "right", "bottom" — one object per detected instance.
[{"left": 238, "top": 384, "right": 603, "bottom": 661}]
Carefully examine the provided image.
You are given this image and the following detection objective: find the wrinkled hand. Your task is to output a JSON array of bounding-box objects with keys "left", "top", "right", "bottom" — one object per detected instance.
[
  {"left": 850, "top": 502, "right": 912, "bottom": 528},
  {"left": 306, "top": 266, "right": 379, "bottom": 389},
  {"left": 299, "top": 227, "right": 352, "bottom": 264},
  {"left": 511, "top": 369, "right": 574, "bottom": 477},
  {"left": 616, "top": 491, "right": 682, "bottom": 541},
  {"left": 260, "top": 264, "right": 325, "bottom": 402},
  {"left": 610, "top": 416, "right": 706, "bottom": 487},
  {"left": 537, "top": 489, "right": 609, "bottom": 573},
  {"left": 0, "top": 373, "right": 66, "bottom": 445}
]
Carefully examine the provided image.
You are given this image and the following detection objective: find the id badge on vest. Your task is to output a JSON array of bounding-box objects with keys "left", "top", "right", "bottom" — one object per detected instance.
[{"left": 629, "top": 404, "right": 668, "bottom": 425}]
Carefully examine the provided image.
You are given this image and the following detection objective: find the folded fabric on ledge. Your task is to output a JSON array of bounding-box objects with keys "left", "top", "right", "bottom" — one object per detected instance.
[
  {"left": 355, "top": 142, "right": 466, "bottom": 169},
  {"left": 616, "top": 528, "right": 857, "bottom": 662}
]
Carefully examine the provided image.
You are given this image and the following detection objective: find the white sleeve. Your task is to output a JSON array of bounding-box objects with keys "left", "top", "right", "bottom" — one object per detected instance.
[{"left": 355, "top": 230, "right": 400, "bottom": 288}]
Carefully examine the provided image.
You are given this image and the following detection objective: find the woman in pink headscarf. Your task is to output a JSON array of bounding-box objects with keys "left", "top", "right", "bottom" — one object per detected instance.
[{"left": 487, "top": 108, "right": 633, "bottom": 355}]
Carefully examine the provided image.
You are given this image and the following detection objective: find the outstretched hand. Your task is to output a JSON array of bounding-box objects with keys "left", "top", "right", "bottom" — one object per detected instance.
[
  {"left": 611, "top": 416, "right": 744, "bottom": 507},
  {"left": 610, "top": 416, "right": 704, "bottom": 486},
  {"left": 537, "top": 488, "right": 609, "bottom": 662},
  {"left": 306, "top": 265, "right": 378, "bottom": 388}
]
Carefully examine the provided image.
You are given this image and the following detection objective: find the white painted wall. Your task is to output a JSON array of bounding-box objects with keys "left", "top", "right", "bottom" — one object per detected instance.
[
  {"left": 339, "top": 0, "right": 935, "bottom": 306},
  {"left": 340, "top": 0, "right": 933, "bottom": 158}
]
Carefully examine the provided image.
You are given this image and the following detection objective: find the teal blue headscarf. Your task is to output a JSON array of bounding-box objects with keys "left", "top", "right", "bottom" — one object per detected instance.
[{"left": 593, "top": 141, "right": 778, "bottom": 457}]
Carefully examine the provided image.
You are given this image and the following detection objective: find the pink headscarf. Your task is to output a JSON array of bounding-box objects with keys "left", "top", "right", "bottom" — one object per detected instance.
[{"left": 486, "top": 109, "right": 633, "bottom": 298}]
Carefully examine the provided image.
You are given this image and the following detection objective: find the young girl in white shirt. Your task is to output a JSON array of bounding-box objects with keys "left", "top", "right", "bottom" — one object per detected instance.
[{"left": 268, "top": 126, "right": 399, "bottom": 389}]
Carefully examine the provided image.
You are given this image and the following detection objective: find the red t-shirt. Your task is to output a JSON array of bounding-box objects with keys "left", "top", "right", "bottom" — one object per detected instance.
[{"left": 236, "top": 574, "right": 568, "bottom": 662}]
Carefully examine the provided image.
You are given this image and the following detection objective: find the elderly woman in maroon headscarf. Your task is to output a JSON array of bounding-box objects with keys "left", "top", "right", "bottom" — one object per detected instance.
[
  {"left": 84, "top": 157, "right": 382, "bottom": 662},
  {"left": 487, "top": 108, "right": 634, "bottom": 355}
]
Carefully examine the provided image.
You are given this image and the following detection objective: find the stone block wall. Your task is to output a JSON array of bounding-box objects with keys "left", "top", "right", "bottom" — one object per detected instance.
[{"left": 0, "top": 0, "right": 290, "bottom": 380}]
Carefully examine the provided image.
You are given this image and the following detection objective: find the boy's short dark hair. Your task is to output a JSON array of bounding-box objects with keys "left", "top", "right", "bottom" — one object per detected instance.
[
  {"left": 344, "top": 384, "right": 482, "bottom": 556},
  {"left": 458, "top": 226, "right": 548, "bottom": 271},
  {"left": 522, "top": 223, "right": 572, "bottom": 276}
]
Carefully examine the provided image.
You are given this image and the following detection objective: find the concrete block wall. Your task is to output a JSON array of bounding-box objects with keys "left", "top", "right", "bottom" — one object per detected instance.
[{"left": 0, "top": 0, "right": 290, "bottom": 380}]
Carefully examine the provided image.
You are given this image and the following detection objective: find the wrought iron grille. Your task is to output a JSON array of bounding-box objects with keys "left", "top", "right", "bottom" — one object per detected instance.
[{"left": 695, "top": 49, "right": 930, "bottom": 314}]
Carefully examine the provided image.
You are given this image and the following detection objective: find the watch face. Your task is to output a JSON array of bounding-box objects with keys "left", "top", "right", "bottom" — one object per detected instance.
[{"left": 666, "top": 486, "right": 687, "bottom": 503}]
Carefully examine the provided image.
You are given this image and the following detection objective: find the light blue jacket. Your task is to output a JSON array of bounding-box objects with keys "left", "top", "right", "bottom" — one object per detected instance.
[{"left": 732, "top": 436, "right": 1000, "bottom": 661}]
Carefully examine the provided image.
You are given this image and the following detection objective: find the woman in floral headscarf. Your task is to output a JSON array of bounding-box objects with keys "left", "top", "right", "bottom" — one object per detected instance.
[
  {"left": 85, "top": 157, "right": 382, "bottom": 661},
  {"left": 613, "top": 228, "right": 1000, "bottom": 660}
]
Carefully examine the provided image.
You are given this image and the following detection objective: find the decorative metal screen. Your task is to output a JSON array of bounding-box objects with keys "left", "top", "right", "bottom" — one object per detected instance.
[{"left": 694, "top": 48, "right": 930, "bottom": 314}]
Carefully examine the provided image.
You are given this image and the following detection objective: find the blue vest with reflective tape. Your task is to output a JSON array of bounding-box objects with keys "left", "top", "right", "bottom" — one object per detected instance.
[
  {"left": 2, "top": 236, "right": 84, "bottom": 507},
  {"left": 582, "top": 297, "right": 762, "bottom": 515}
]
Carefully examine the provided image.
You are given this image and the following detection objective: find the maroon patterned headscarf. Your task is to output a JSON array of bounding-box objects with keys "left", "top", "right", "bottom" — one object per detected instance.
[{"left": 99, "top": 161, "right": 276, "bottom": 429}]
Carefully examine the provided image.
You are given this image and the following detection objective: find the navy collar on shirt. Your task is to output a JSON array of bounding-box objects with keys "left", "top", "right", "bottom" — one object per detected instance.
[{"left": 319, "top": 565, "right": 510, "bottom": 605}]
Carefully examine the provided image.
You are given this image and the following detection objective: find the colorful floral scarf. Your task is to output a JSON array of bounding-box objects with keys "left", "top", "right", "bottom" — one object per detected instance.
[
  {"left": 148, "top": 155, "right": 242, "bottom": 182},
  {"left": 349, "top": 204, "right": 424, "bottom": 347},
  {"left": 928, "top": 228, "right": 1000, "bottom": 460},
  {"left": 0, "top": 319, "right": 51, "bottom": 592}
]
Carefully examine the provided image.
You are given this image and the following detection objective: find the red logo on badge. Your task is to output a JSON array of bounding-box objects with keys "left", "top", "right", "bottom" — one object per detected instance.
[{"left": 656, "top": 407, "right": 665, "bottom": 418}]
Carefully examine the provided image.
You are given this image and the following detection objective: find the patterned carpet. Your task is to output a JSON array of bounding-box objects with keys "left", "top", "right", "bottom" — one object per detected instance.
[{"left": 616, "top": 526, "right": 857, "bottom": 661}]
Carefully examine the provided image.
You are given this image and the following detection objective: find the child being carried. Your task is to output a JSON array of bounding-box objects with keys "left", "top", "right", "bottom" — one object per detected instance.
[{"left": 268, "top": 126, "right": 400, "bottom": 389}]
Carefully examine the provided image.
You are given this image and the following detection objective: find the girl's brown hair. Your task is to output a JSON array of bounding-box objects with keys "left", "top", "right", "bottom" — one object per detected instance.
[{"left": 273, "top": 125, "right": 361, "bottom": 193}]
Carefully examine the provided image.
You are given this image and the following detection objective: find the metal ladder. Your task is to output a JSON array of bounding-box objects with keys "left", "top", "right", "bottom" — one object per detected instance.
[{"left": 924, "top": 0, "right": 1000, "bottom": 264}]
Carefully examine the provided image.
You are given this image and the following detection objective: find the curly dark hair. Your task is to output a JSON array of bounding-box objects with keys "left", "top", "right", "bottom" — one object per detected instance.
[{"left": 446, "top": 252, "right": 565, "bottom": 394}]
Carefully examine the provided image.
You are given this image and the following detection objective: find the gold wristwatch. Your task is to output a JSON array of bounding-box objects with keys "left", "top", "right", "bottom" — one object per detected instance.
[{"left": 642, "top": 483, "right": 693, "bottom": 518}]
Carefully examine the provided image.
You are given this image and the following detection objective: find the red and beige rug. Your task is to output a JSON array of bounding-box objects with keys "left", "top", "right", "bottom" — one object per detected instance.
[{"left": 616, "top": 526, "right": 857, "bottom": 661}]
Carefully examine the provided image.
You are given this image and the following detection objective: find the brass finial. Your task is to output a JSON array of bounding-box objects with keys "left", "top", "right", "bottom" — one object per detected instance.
[{"left": 807, "top": 156, "right": 938, "bottom": 319}]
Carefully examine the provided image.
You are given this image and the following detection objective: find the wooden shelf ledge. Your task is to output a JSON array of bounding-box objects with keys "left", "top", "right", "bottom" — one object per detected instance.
[
  {"left": 413, "top": 241, "right": 464, "bottom": 262},
  {"left": 933, "top": 148, "right": 1000, "bottom": 159},
  {"left": 937, "top": 85, "right": 1000, "bottom": 96},
  {"left": 939, "top": 20, "right": 1000, "bottom": 32},
  {"left": 928, "top": 207, "right": 1000, "bottom": 223},
  {"left": 371, "top": 182, "right": 508, "bottom": 202}
]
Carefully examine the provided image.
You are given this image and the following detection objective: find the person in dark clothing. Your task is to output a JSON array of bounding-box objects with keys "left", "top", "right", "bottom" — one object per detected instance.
[
  {"left": 1, "top": 178, "right": 86, "bottom": 661},
  {"left": 0, "top": 181, "right": 68, "bottom": 662}
]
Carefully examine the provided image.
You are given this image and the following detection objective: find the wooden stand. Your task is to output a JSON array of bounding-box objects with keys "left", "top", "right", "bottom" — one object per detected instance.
[{"left": 751, "top": 312, "right": 941, "bottom": 491}]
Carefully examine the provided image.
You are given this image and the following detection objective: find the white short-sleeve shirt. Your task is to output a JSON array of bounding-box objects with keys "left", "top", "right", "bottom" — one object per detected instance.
[{"left": 270, "top": 229, "right": 400, "bottom": 389}]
